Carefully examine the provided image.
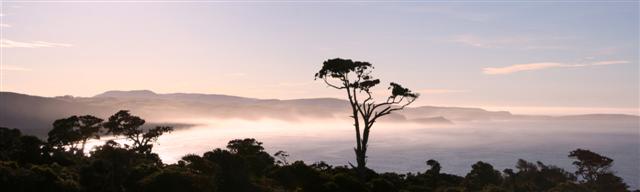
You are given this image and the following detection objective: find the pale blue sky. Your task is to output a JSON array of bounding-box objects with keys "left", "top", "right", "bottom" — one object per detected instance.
[{"left": 1, "top": 1, "right": 638, "bottom": 114}]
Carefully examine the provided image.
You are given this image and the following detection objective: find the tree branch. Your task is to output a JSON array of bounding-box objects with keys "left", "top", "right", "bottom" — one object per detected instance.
[{"left": 323, "top": 77, "right": 345, "bottom": 89}]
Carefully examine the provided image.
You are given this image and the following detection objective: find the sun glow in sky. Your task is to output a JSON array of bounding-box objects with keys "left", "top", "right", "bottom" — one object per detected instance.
[{"left": 0, "top": 1, "right": 638, "bottom": 115}]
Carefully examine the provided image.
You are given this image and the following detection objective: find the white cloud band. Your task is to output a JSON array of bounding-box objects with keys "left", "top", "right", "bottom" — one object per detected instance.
[
  {"left": 1, "top": 39, "right": 72, "bottom": 48},
  {"left": 483, "top": 60, "right": 629, "bottom": 75}
]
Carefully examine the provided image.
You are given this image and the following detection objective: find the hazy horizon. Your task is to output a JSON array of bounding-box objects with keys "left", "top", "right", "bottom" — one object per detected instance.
[{"left": 2, "top": 89, "right": 639, "bottom": 116}]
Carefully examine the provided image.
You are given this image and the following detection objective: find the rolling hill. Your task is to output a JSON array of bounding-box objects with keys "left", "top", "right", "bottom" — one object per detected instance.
[{"left": 1, "top": 90, "right": 637, "bottom": 137}]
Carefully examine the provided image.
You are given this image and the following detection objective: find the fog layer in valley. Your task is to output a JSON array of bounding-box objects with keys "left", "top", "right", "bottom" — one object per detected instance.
[
  {"left": 3, "top": 90, "right": 639, "bottom": 188},
  {"left": 81, "top": 117, "right": 640, "bottom": 189}
]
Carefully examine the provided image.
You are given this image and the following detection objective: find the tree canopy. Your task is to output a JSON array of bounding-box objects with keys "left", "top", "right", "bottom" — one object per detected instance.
[
  {"left": 103, "top": 110, "right": 173, "bottom": 154},
  {"left": 48, "top": 115, "right": 103, "bottom": 155}
]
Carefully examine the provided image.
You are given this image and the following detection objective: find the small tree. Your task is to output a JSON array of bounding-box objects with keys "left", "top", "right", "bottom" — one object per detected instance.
[
  {"left": 77, "top": 116, "right": 104, "bottom": 153},
  {"left": 568, "top": 148, "right": 628, "bottom": 191},
  {"left": 103, "top": 110, "right": 173, "bottom": 154},
  {"left": 569, "top": 149, "right": 613, "bottom": 183},
  {"left": 226, "top": 138, "right": 275, "bottom": 176},
  {"left": 426, "top": 159, "right": 441, "bottom": 176},
  {"left": 48, "top": 115, "right": 103, "bottom": 155},
  {"left": 463, "top": 161, "right": 503, "bottom": 191},
  {"left": 314, "top": 58, "right": 418, "bottom": 175},
  {"left": 569, "top": 149, "right": 629, "bottom": 191}
]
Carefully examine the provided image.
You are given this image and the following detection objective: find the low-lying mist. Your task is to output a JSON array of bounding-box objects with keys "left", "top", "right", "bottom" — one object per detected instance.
[
  {"left": 3, "top": 91, "right": 639, "bottom": 188},
  {"left": 85, "top": 117, "right": 640, "bottom": 188}
]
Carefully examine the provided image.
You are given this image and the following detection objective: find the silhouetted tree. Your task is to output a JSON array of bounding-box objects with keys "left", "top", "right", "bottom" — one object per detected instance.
[
  {"left": 502, "top": 159, "right": 576, "bottom": 191},
  {"left": 569, "top": 149, "right": 613, "bottom": 183},
  {"left": 179, "top": 154, "right": 217, "bottom": 175},
  {"left": 463, "top": 161, "right": 503, "bottom": 191},
  {"left": 569, "top": 149, "right": 628, "bottom": 191},
  {"left": 0, "top": 127, "right": 46, "bottom": 165},
  {"left": 226, "top": 138, "right": 275, "bottom": 177},
  {"left": 315, "top": 58, "right": 419, "bottom": 176},
  {"left": 103, "top": 110, "right": 173, "bottom": 154},
  {"left": 426, "top": 159, "right": 441, "bottom": 176},
  {"left": 47, "top": 115, "right": 103, "bottom": 155},
  {"left": 202, "top": 148, "right": 254, "bottom": 191},
  {"left": 227, "top": 138, "right": 265, "bottom": 156},
  {"left": 0, "top": 127, "right": 24, "bottom": 161}
]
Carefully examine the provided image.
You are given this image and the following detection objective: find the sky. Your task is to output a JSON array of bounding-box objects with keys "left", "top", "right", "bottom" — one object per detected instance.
[{"left": 0, "top": 1, "right": 638, "bottom": 115}]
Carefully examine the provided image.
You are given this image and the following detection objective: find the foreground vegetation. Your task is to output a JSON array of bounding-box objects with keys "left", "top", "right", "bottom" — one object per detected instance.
[{"left": 0, "top": 111, "right": 636, "bottom": 192}]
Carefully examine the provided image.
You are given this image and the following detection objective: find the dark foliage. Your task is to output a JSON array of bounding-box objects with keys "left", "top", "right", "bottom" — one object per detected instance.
[
  {"left": 48, "top": 115, "right": 103, "bottom": 155},
  {"left": 103, "top": 110, "right": 173, "bottom": 154},
  {"left": 0, "top": 111, "right": 636, "bottom": 192},
  {"left": 569, "top": 149, "right": 629, "bottom": 191},
  {"left": 462, "top": 161, "right": 503, "bottom": 191}
]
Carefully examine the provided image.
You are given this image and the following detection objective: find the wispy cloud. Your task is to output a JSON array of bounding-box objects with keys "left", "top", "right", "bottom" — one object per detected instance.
[
  {"left": 1, "top": 65, "right": 32, "bottom": 72},
  {"left": 0, "top": 39, "right": 73, "bottom": 48},
  {"left": 592, "top": 60, "right": 629, "bottom": 65},
  {"left": 483, "top": 60, "right": 629, "bottom": 75},
  {"left": 419, "top": 89, "right": 469, "bottom": 94},
  {"left": 484, "top": 62, "right": 565, "bottom": 75},
  {"left": 452, "top": 34, "right": 567, "bottom": 50}
]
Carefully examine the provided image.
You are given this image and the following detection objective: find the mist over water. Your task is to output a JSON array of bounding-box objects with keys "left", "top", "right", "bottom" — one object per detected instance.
[{"left": 88, "top": 118, "right": 640, "bottom": 188}]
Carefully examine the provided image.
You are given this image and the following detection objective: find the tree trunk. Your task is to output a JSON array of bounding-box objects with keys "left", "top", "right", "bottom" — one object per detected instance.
[
  {"left": 355, "top": 147, "right": 367, "bottom": 172},
  {"left": 346, "top": 87, "right": 365, "bottom": 177},
  {"left": 356, "top": 125, "right": 371, "bottom": 179},
  {"left": 352, "top": 111, "right": 366, "bottom": 178}
]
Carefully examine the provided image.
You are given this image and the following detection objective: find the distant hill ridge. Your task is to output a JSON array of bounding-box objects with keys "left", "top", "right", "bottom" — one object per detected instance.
[
  {"left": 94, "top": 90, "right": 258, "bottom": 103},
  {"left": 1, "top": 90, "right": 638, "bottom": 137},
  {"left": 94, "top": 90, "right": 159, "bottom": 98}
]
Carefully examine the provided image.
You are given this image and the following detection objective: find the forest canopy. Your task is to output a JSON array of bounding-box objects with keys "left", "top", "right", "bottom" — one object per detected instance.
[{"left": 0, "top": 111, "right": 636, "bottom": 192}]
